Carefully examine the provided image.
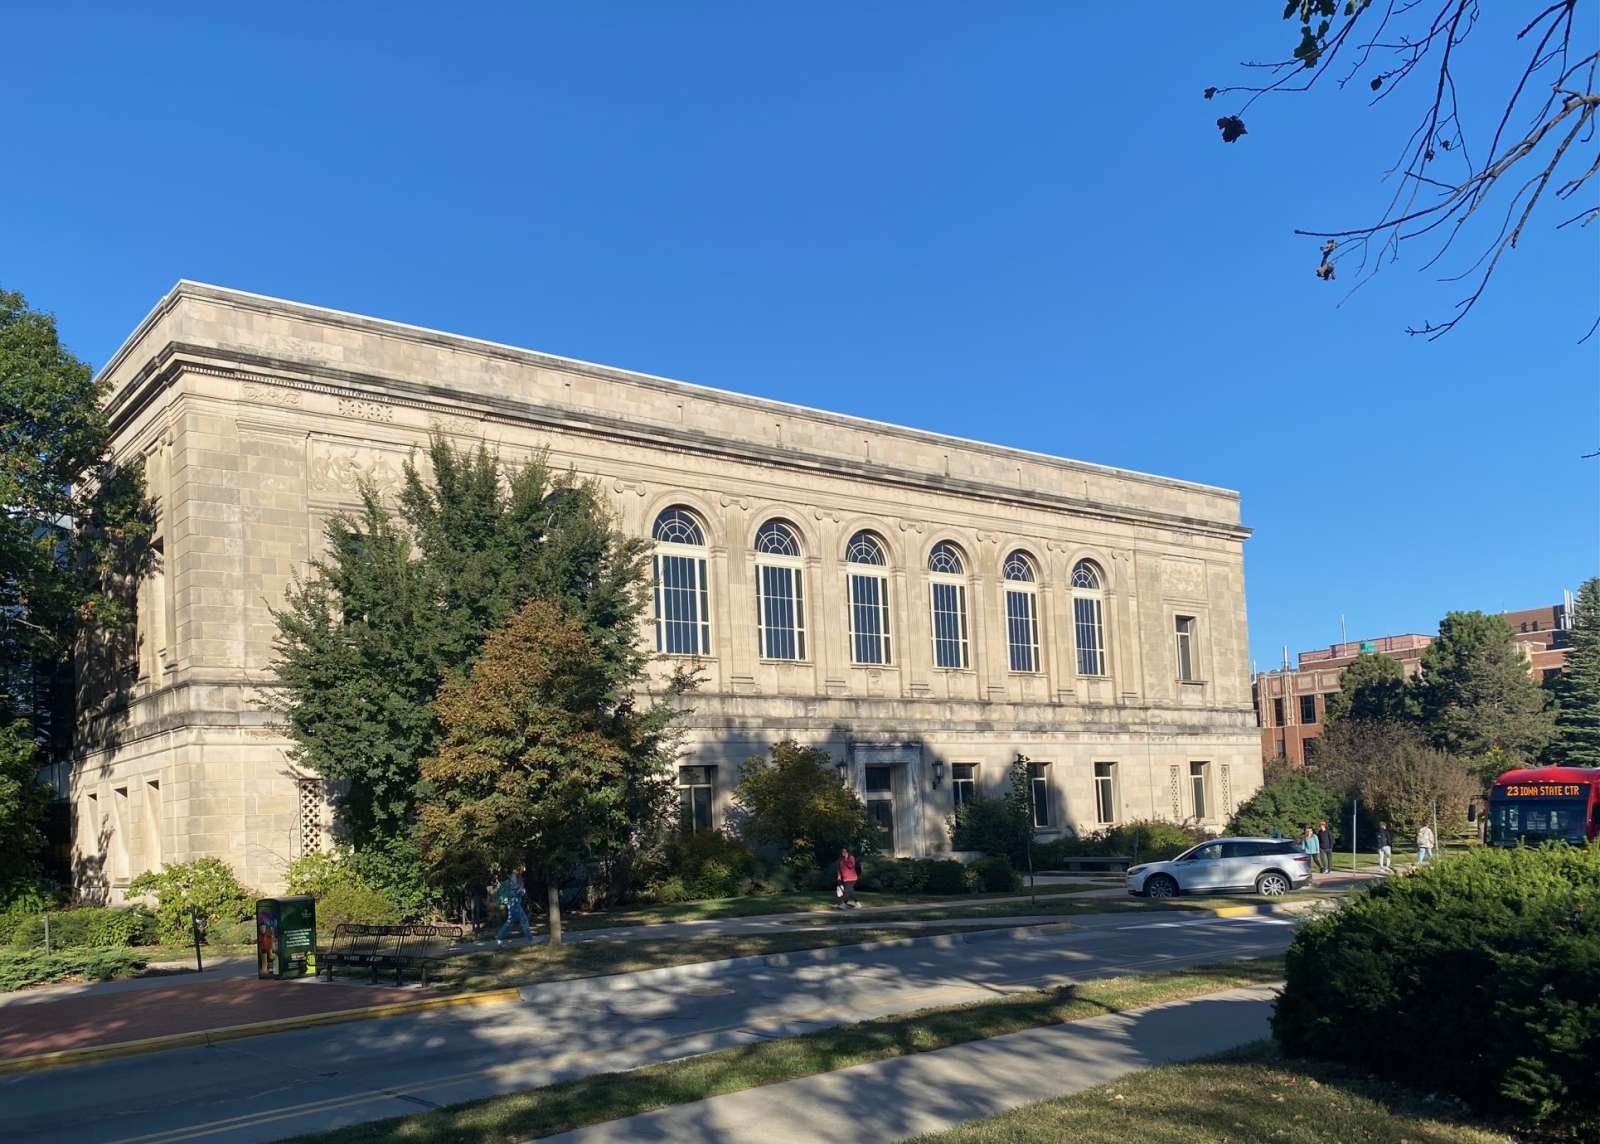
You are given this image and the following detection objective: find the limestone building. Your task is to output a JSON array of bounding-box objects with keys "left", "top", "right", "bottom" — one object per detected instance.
[{"left": 79, "top": 282, "right": 1261, "bottom": 897}]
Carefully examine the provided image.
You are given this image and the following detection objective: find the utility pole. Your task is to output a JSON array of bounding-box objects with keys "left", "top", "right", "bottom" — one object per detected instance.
[{"left": 1351, "top": 798, "right": 1358, "bottom": 873}]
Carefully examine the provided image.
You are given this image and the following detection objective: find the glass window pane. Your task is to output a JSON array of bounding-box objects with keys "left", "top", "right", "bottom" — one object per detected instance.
[
  {"left": 850, "top": 573, "right": 890, "bottom": 665},
  {"left": 656, "top": 553, "right": 708, "bottom": 655},
  {"left": 1006, "top": 589, "right": 1038, "bottom": 673},
  {"left": 758, "top": 563, "right": 802, "bottom": 660},
  {"left": 1074, "top": 596, "right": 1104, "bottom": 676},
  {"left": 931, "top": 582, "right": 968, "bottom": 668}
]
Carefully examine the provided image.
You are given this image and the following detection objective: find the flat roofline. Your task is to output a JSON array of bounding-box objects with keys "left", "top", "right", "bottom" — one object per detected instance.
[{"left": 98, "top": 280, "right": 1243, "bottom": 504}]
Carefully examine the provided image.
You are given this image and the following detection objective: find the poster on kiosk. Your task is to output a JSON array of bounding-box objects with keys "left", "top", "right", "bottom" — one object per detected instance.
[{"left": 256, "top": 896, "right": 317, "bottom": 979}]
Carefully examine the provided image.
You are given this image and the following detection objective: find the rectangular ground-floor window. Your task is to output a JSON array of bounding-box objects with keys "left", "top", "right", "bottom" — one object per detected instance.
[
  {"left": 1093, "top": 762, "right": 1116, "bottom": 825},
  {"left": 678, "top": 765, "right": 716, "bottom": 833},
  {"left": 1027, "top": 762, "right": 1051, "bottom": 828}
]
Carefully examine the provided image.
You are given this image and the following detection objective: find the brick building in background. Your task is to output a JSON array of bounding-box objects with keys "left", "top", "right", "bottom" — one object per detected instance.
[{"left": 1254, "top": 601, "right": 1575, "bottom": 766}]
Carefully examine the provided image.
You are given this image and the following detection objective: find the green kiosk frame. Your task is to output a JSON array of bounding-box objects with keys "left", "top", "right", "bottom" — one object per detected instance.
[{"left": 256, "top": 896, "right": 317, "bottom": 979}]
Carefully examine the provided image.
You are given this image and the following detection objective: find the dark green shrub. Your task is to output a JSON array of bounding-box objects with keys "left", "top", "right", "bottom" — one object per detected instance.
[
  {"left": 732, "top": 742, "right": 869, "bottom": 867},
  {"left": 920, "top": 859, "right": 971, "bottom": 894},
  {"left": 666, "top": 831, "right": 758, "bottom": 898},
  {"left": 0, "top": 947, "right": 148, "bottom": 991},
  {"left": 948, "top": 760, "right": 1032, "bottom": 865},
  {"left": 207, "top": 917, "right": 259, "bottom": 948},
  {"left": 858, "top": 857, "right": 918, "bottom": 894},
  {"left": 1034, "top": 819, "right": 1207, "bottom": 865},
  {"left": 639, "top": 875, "right": 692, "bottom": 904},
  {"left": 1226, "top": 771, "right": 1341, "bottom": 841},
  {"left": 315, "top": 881, "right": 402, "bottom": 935},
  {"left": 126, "top": 857, "right": 253, "bottom": 943},
  {"left": 970, "top": 856, "right": 1022, "bottom": 893},
  {"left": 1273, "top": 844, "right": 1600, "bottom": 1138}
]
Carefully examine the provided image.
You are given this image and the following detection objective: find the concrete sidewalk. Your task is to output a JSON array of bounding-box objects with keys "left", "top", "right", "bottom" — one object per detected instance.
[{"left": 548, "top": 983, "right": 1278, "bottom": 1143}]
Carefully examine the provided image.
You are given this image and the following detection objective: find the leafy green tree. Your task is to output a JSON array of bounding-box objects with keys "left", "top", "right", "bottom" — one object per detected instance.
[
  {"left": 269, "top": 436, "right": 652, "bottom": 902},
  {"left": 731, "top": 741, "right": 869, "bottom": 870},
  {"left": 1552, "top": 578, "right": 1600, "bottom": 767},
  {"left": 1417, "top": 611, "right": 1555, "bottom": 774},
  {"left": 1312, "top": 719, "right": 1476, "bottom": 838},
  {"left": 1, "top": 287, "right": 151, "bottom": 894},
  {"left": 0, "top": 723, "right": 51, "bottom": 901},
  {"left": 1324, "top": 651, "right": 1415, "bottom": 726},
  {"left": 415, "top": 599, "right": 681, "bottom": 943},
  {"left": 1225, "top": 769, "right": 1340, "bottom": 841}
]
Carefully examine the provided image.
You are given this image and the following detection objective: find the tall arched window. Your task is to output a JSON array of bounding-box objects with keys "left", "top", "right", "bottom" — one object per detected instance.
[
  {"left": 845, "top": 531, "right": 892, "bottom": 665},
  {"left": 1003, "top": 551, "right": 1040, "bottom": 673},
  {"left": 754, "top": 520, "right": 806, "bottom": 660},
  {"left": 1072, "top": 560, "right": 1106, "bottom": 676},
  {"left": 653, "top": 507, "right": 711, "bottom": 656},
  {"left": 928, "top": 541, "right": 969, "bottom": 669}
]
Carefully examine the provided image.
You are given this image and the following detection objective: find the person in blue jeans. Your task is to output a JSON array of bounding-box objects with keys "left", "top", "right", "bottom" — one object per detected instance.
[
  {"left": 494, "top": 870, "right": 534, "bottom": 945},
  {"left": 1300, "top": 825, "right": 1320, "bottom": 876}
]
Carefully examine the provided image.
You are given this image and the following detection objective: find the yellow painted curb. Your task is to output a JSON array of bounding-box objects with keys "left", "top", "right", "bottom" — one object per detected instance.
[
  {"left": 0, "top": 985, "right": 521, "bottom": 1077},
  {"left": 1210, "top": 905, "right": 1260, "bottom": 918}
]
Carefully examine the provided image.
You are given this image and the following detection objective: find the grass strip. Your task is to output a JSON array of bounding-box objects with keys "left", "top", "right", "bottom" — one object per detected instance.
[
  {"left": 284, "top": 956, "right": 1284, "bottom": 1144},
  {"left": 905, "top": 1040, "right": 1510, "bottom": 1143},
  {"left": 432, "top": 923, "right": 1004, "bottom": 993},
  {"left": 561, "top": 881, "right": 1103, "bottom": 930}
]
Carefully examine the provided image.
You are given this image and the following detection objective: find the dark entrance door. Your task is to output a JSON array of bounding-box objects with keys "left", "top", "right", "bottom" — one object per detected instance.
[{"left": 868, "top": 799, "right": 895, "bottom": 854}]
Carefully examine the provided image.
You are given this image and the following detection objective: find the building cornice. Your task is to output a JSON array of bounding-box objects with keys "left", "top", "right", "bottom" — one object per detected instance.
[
  {"left": 115, "top": 349, "right": 1252, "bottom": 543},
  {"left": 100, "top": 282, "right": 1248, "bottom": 519}
]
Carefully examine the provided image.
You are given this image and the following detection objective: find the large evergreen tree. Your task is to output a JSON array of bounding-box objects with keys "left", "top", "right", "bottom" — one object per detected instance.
[
  {"left": 1, "top": 288, "right": 151, "bottom": 896},
  {"left": 416, "top": 598, "right": 681, "bottom": 943},
  {"left": 1325, "top": 650, "right": 1415, "bottom": 727},
  {"left": 269, "top": 435, "right": 656, "bottom": 903},
  {"left": 1552, "top": 578, "right": 1600, "bottom": 767},
  {"left": 1416, "top": 611, "right": 1554, "bottom": 775}
]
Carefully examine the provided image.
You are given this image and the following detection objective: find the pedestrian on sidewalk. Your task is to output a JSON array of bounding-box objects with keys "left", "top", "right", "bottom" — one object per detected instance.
[
  {"left": 1315, "top": 820, "right": 1333, "bottom": 874},
  {"left": 1417, "top": 823, "right": 1435, "bottom": 866},
  {"left": 1299, "top": 825, "right": 1319, "bottom": 876},
  {"left": 1375, "top": 821, "right": 1392, "bottom": 872},
  {"left": 494, "top": 869, "right": 534, "bottom": 944},
  {"left": 836, "top": 847, "right": 860, "bottom": 909}
]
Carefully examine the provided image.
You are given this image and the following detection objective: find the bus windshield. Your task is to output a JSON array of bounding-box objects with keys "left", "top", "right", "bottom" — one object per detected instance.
[{"left": 1489, "top": 798, "right": 1589, "bottom": 845}]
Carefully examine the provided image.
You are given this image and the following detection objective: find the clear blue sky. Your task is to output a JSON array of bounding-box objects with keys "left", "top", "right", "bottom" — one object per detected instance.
[{"left": 4, "top": 2, "right": 1597, "bottom": 670}]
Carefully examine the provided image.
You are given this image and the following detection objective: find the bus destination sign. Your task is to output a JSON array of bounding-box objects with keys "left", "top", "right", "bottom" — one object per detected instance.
[{"left": 1501, "top": 782, "right": 1587, "bottom": 799}]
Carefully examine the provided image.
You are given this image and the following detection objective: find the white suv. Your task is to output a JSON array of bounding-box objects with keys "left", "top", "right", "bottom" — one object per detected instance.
[{"left": 1126, "top": 837, "right": 1314, "bottom": 898}]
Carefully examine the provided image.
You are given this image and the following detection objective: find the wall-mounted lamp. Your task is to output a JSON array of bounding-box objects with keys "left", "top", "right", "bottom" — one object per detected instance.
[
  {"left": 836, "top": 762, "right": 848, "bottom": 786},
  {"left": 931, "top": 760, "right": 945, "bottom": 789}
]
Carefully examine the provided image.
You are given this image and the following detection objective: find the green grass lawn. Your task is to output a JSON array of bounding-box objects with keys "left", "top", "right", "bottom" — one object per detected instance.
[
  {"left": 559, "top": 881, "right": 1103, "bottom": 931},
  {"left": 283, "top": 956, "right": 1286, "bottom": 1144},
  {"left": 906, "top": 1041, "right": 1509, "bottom": 1144},
  {"left": 431, "top": 922, "right": 1005, "bottom": 993}
]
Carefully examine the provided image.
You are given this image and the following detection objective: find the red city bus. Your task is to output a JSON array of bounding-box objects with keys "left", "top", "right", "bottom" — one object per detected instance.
[{"left": 1486, "top": 766, "right": 1600, "bottom": 847}]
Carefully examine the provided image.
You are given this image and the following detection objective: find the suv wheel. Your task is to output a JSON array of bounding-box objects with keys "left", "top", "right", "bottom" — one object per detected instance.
[
  {"left": 1144, "top": 874, "right": 1178, "bottom": 899},
  {"left": 1256, "top": 871, "right": 1290, "bottom": 896}
]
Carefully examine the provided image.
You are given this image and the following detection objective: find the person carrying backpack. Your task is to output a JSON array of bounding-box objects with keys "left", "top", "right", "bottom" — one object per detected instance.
[{"left": 493, "top": 869, "right": 534, "bottom": 945}]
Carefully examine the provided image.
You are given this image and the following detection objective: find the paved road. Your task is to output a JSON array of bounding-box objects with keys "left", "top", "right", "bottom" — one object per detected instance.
[
  {"left": 0, "top": 913, "right": 1294, "bottom": 1144},
  {"left": 550, "top": 985, "right": 1278, "bottom": 1143}
]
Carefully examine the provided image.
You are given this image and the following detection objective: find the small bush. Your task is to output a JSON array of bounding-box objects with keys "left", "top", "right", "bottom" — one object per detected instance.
[
  {"left": 207, "top": 917, "right": 258, "bottom": 948},
  {"left": 1037, "top": 820, "right": 1208, "bottom": 866},
  {"left": 640, "top": 876, "right": 691, "bottom": 904},
  {"left": 127, "top": 857, "right": 253, "bottom": 944},
  {"left": 5, "top": 907, "right": 153, "bottom": 950},
  {"left": 0, "top": 947, "right": 148, "bottom": 992},
  {"left": 286, "top": 848, "right": 405, "bottom": 931},
  {"left": 920, "top": 859, "right": 972, "bottom": 895},
  {"left": 1273, "top": 844, "right": 1600, "bottom": 1138},
  {"left": 661, "top": 831, "right": 760, "bottom": 900},
  {"left": 970, "top": 856, "right": 1022, "bottom": 893},
  {"left": 1226, "top": 771, "right": 1341, "bottom": 841}
]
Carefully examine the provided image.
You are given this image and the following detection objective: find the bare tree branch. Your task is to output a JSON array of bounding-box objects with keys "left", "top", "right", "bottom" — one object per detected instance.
[{"left": 1208, "top": 0, "right": 1599, "bottom": 339}]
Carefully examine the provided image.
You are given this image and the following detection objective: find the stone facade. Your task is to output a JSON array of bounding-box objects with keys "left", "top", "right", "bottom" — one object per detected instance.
[{"left": 78, "top": 282, "right": 1261, "bottom": 897}]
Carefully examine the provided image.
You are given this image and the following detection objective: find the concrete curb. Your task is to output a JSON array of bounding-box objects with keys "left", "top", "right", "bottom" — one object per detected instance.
[
  {"left": 0, "top": 986, "right": 521, "bottom": 1077},
  {"left": 518, "top": 921, "right": 1079, "bottom": 1006}
]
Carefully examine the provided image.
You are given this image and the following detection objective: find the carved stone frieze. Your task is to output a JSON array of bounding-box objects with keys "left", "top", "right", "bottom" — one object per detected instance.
[
  {"left": 336, "top": 396, "right": 395, "bottom": 423},
  {"left": 242, "top": 381, "right": 300, "bottom": 407},
  {"left": 308, "top": 444, "right": 405, "bottom": 496}
]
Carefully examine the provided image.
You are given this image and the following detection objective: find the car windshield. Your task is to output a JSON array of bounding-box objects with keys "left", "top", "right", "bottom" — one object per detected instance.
[{"left": 1490, "top": 798, "right": 1589, "bottom": 844}]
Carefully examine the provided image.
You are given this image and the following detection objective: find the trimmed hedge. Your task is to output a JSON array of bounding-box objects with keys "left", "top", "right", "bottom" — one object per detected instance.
[
  {"left": 1034, "top": 820, "right": 1208, "bottom": 867},
  {"left": 857, "top": 857, "right": 973, "bottom": 895},
  {"left": 1273, "top": 844, "right": 1600, "bottom": 1138},
  {"left": 6, "top": 906, "right": 156, "bottom": 950}
]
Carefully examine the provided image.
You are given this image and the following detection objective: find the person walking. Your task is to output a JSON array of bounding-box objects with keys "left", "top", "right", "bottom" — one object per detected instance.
[
  {"left": 1417, "top": 823, "right": 1435, "bottom": 866},
  {"left": 1375, "top": 821, "right": 1393, "bottom": 873},
  {"left": 493, "top": 869, "right": 534, "bottom": 945},
  {"left": 1315, "top": 820, "right": 1334, "bottom": 875},
  {"left": 836, "top": 846, "right": 860, "bottom": 909},
  {"left": 1299, "top": 825, "right": 1319, "bottom": 876}
]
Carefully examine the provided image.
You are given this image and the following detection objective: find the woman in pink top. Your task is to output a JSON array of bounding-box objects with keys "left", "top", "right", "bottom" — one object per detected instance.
[{"left": 836, "top": 847, "right": 860, "bottom": 909}]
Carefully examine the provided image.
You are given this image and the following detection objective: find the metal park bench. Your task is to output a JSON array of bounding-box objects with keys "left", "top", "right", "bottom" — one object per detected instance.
[{"left": 321, "top": 922, "right": 465, "bottom": 986}]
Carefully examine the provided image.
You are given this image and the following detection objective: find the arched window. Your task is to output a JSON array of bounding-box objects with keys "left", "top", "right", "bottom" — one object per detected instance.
[
  {"left": 754, "top": 520, "right": 806, "bottom": 660},
  {"left": 652, "top": 507, "right": 711, "bottom": 656},
  {"left": 927, "top": 542, "right": 969, "bottom": 669},
  {"left": 1072, "top": 560, "right": 1106, "bottom": 676},
  {"left": 1003, "top": 551, "right": 1040, "bottom": 673},
  {"left": 845, "top": 531, "right": 892, "bottom": 665}
]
